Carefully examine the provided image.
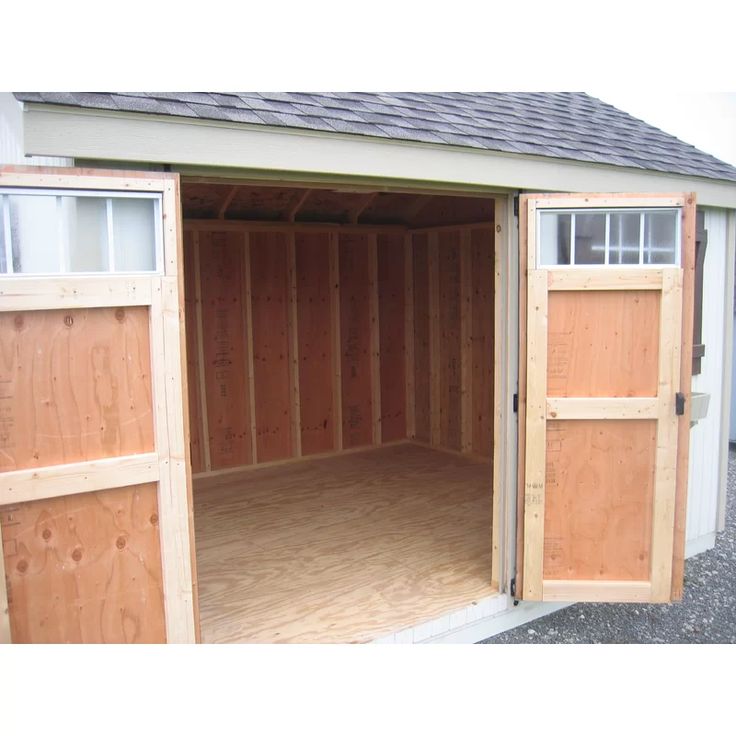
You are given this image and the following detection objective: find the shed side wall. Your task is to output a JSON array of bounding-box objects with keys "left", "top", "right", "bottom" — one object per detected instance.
[{"left": 686, "top": 207, "right": 731, "bottom": 553}]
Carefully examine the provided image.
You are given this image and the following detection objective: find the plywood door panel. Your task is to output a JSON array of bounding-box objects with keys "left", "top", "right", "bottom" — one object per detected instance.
[
  {"left": 543, "top": 420, "right": 656, "bottom": 580},
  {"left": 199, "top": 230, "right": 252, "bottom": 469},
  {"left": 412, "top": 234, "right": 430, "bottom": 443},
  {"left": 295, "top": 232, "right": 335, "bottom": 456},
  {"left": 0, "top": 167, "right": 197, "bottom": 645},
  {"left": 471, "top": 227, "right": 494, "bottom": 458},
  {"left": 1, "top": 482, "right": 165, "bottom": 643},
  {"left": 438, "top": 231, "right": 462, "bottom": 451},
  {"left": 519, "top": 192, "right": 692, "bottom": 604},
  {"left": 547, "top": 290, "right": 660, "bottom": 397},
  {"left": 250, "top": 231, "right": 293, "bottom": 463},
  {"left": 377, "top": 232, "right": 407, "bottom": 443},
  {"left": 183, "top": 231, "right": 204, "bottom": 473},
  {"left": 0, "top": 306, "right": 154, "bottom": 471},
  {"left": 339, "top": 233, "right": 373, "bottom": 449}
]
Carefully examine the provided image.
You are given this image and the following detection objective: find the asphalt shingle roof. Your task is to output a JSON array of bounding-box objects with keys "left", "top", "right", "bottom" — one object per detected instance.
[{"left": 14, "top": 92, "right": 736, "bottom": 183}]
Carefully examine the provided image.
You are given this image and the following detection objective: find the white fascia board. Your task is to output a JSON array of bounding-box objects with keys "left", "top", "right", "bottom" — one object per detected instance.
[{"left": 22, "top": 103, "right": 736, "bottom": 208}]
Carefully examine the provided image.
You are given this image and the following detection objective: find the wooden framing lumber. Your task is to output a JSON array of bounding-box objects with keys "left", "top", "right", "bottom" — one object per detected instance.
[
  {"left": 369, "top": 234, "right": 382, "bottom": 445},
  {"left": 543, "top": 580, "right": 652, "bottom": 602},
  {"left": 671, "top": 194, "right": 696, "bottom": 599},
  {"left": 218, "top": 185, "right": 239, "bottom": 219},
  {"left": 404, "top": 233, "right": 416, "bottom": 439},
  {"left": 193, "top": 233, "right": 212, "bottom": 472},
  {"left": 491, "top": 197, "right": 506, "bottom": 590},
  {"left": 650, "top": 268, "right": 683, "bottom": 601},
  {"left": 546, "top": 397, "right": 659, "bottom": 420},
  {"left": 0, "top": 453, "right": 159, "bottom": 505},
  {"left": 185, "top": 218, "right": 404, "bottom": 234},
  {"left": 329, "top": 233, "right": 343, "bottom": 451},
  {"left": 460, "top": 230, "right": 473, "bottom": 453},
  {"left": 243, "top": 234, "right": 258, "bottom": 464},
  {"left": 287, "top": 232, "right": 302, "bottom": 457},
  {"left": 428, "top": 233, "right": 441, "bottom": 446},
  {"left": 349, "top": 192, "right": 378, "bottom": 224},
  {"left": 0, "top": 276, "right": 153, "bottom": 310},
  {"left": 521, "top": 270, "right": 548, "bottom": 600},
  {"left": 547, "top": 269, "right": 664, "bottom": 291},
  {"left": 0, "top": 538, "right": 8, "bottom": 643},
  {"left": 149, "top": 276, "right": 197, "bottom": 643},
  {"left": 288, "top": 189, "right": 312, "bottom": 222}
]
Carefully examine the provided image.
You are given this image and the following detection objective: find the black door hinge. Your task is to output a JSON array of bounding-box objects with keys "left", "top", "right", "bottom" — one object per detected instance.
[
  {"left": 513, "top": 393, "right": 519, "bottom": 413},
  {"left": 513, "top": 195, "right": 520, "bottom": 217},
  {"left": 676, "top": 392, "right": 686, "bottom": 416}
]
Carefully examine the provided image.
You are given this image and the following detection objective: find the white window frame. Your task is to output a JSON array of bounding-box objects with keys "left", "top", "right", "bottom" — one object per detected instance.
[
  {"left": 0, "top": 187, "right": 164, "bottom": 276},
  {"left": 537, "top": 206, "right": 682, "bottom": 268}
]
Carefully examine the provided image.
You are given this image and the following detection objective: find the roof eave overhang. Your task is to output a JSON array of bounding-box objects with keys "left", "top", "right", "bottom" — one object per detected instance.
[{"left": 20, "top": 102, "right": 736, "bottom": 208}]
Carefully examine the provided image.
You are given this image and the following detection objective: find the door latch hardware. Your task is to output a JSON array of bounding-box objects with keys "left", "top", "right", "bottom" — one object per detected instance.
[
  {"left": 510, "top": 577, "right": 519, "bottom": 605},
  {"left": 513, "top": 393, "right": 519, "bottom": 413},
  {"left": 675, "top": 392, "right": 686, "bottom": 416}
]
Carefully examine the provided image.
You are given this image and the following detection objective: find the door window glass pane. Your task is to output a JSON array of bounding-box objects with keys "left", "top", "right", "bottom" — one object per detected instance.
[
  {"left": 112, "top": 198, "right": 156, "bottom": 272},
  {"left": 644, "top": 211, "right": 678, "bottom": 264},
  {"left": 62, "top": 196, "right": 109, "bottom": 272},
  {"left": 609, "top": 212, "right": 641, "bottom": 264},
  {"left": 574, "top": 213, "right": 605, "bottom": 265},
  {"left": 9, "top": 194, "right": 60, "bottom": 273},
  {"left": 0, "top": 191, "right": 160, "bottom": 274},
  {"left": 0, "top": 201, "right": 6, "bottom": 272},
  {"left": 540, "top": 212, "right": 571, "bottom": 265}
]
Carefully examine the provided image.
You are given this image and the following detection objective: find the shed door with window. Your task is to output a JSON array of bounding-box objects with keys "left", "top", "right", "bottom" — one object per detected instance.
[
  {"left": 518, "top": 193, "right": 695, "bottom": 603},
  {"left": 0, "top": 166, "right": 197, "bottom": 643}
]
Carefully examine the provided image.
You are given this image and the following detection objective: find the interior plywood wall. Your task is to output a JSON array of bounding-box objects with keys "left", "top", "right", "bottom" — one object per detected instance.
[{"left": 184, "top": 222, "right": 494, "bottom": 477}]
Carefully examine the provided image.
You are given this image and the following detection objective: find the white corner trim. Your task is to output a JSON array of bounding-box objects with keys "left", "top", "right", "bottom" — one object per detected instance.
[{"left": 685, "top": 531, "right": 717, "bottom": 558}]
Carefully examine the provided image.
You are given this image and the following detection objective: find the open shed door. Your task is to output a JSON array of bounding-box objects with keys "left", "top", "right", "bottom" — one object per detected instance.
[
  {"left": 517, "top": 193, "right": 695, "bottom": 603},
  {"left": 0, "top": 166, "right": 198, "bottom": 642}
]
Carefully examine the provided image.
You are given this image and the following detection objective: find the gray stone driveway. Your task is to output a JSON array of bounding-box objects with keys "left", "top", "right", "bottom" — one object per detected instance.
[{"left": 480, "top": 448, "right": 736, "bottom": 644}]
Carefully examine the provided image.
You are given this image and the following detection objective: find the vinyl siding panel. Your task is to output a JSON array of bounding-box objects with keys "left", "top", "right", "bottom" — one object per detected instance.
[{"left": 686, "top": 208, "right": 731, "bottom": 553}]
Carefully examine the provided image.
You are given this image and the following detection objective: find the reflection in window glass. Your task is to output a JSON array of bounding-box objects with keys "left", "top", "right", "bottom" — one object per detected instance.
[
  {"left": 540, "top": 212, "right": 571, "bottom": 265},
  {"left": 112, "top": 198, "right": 156, "bottom": 271},
  {"left": 0, "top": 191, "right": 160, "bottom": 275},
  {"left": 574, "top": 213, "right": 605, "bottom": 265},
  {"left": 540, "top": 208, "right": 679, "bottom": 267},
  {"left": 9, "top": 195, "right": 60, "bottom": 273},
  {"left": 62, "top": 196, "right": 109, "bottom": 272},
  {"left": 644, "top": 211, "right": 677, "bottom": 264},
  {"left": 609, "top": 212, "right": 641, "bottom": 265}
]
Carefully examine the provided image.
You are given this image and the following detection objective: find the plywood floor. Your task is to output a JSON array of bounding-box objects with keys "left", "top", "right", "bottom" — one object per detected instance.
[{"left": 193, "top": 442, "right": 495, "bottom": 643}]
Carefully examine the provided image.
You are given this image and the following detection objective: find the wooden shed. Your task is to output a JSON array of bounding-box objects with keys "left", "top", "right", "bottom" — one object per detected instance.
[{"left": 1, "top": 92, "right": 735, "bottom": 643}]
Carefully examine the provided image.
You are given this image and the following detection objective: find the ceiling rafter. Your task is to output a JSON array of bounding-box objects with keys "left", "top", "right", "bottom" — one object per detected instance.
[
  {"left": 348, "top": 192, "right": 378, "bottom": 224},
  {"left": 218, "top": 185, "right": 239, "bottom": 219},
  {"left": 287, "top": 189, "right": 313, "bottom": 222}
]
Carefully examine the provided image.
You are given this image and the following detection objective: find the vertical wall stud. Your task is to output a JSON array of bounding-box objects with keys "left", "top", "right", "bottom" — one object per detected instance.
[
  {"left": 428, "top": 231, "right": 441, "bottom": 446},
  {"left": 460, "top": 228, "right": 473, "bottom": 453},
  {"left": 243, "top": 233, "right": 258, "bottom": 464},
  {"left": 287, "top": 231, "right": 302, "bottom": 457},
  {"left": 193, "top": 232, "right": 212, "bottom": 472},
  {"left": 369, "top": 234, "right": 382, "bottom": 445},
  {"left": 404, "top": 232, "right": 416, "bottom": 439},
  {"left": 329, "top": 233, "right": 343, "bottom": 450}
]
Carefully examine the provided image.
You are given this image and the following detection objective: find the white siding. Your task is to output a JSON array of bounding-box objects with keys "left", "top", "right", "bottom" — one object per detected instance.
[
  {"left": 0, "top": 93, "right": 71, "bottom": 166},
  {"left": 731, "top": 319, "right": 736, "bottom": 441},
  {"left": 686, "top": 208, "right": 732, "bottom": 553}
]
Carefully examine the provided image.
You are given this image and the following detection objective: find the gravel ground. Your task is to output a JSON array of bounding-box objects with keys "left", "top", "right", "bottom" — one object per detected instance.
[{"left": 480, "top": 447, "right": 736, "bottom": 644}]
